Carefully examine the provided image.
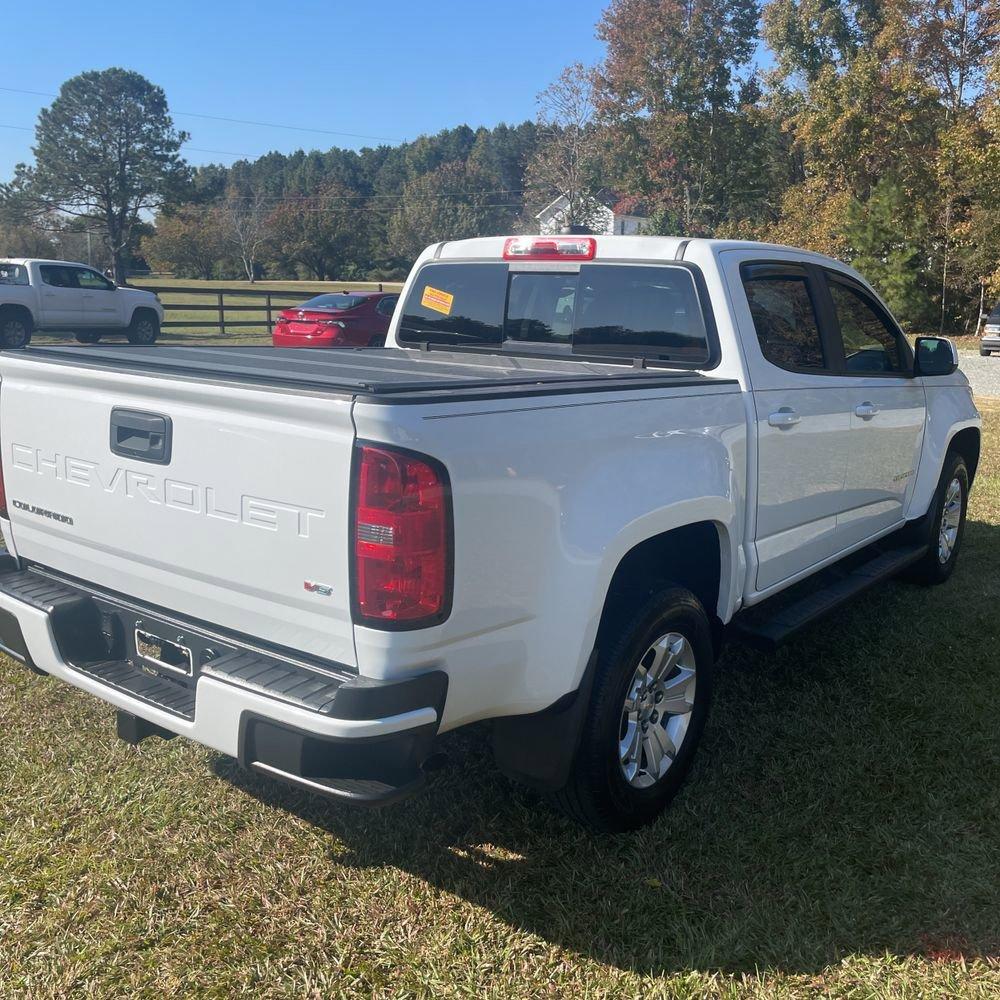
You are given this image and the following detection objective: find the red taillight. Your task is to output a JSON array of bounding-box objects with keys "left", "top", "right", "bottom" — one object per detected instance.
[
  {"left": 352, "top": 444, "right": 452, "bottom": 627},
  {"left": 502, "top": 236, "right": 596, "bottom": 261}
]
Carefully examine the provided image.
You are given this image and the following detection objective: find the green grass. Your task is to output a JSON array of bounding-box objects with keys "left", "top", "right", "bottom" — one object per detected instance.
[
  {"left": 28, "top": 277, "right": 405, "bottom": 348},
  {"left": 2, "top": 406, "right": 1000, "bottom": 997}
]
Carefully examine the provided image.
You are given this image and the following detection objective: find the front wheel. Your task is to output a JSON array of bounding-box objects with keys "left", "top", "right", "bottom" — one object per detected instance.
[
  {"left": 906, "top": 452, "right": 969, "bottom": 586},
  {"left": 127, "top": 312, "right": 159, "bottom": 345},
  {"left": 552, "top": 587, "right": 714, "bottom": 832},
  {"left": 0, "top": 312, "right": 32, "bottom": 348}
]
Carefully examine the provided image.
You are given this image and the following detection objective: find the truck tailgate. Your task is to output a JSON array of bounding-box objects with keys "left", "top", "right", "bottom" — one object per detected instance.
[{"left": 0, "top": 355, "right": 357, "bottom": 667}]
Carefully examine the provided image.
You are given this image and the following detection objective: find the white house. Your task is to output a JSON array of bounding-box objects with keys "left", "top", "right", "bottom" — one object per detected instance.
[{"left": 535, "top": 193, "right": 650, "bottom": 237}]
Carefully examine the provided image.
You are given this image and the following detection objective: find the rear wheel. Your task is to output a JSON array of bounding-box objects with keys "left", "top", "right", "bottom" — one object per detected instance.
[
  {"left": 127, "top": 312, "right": 159, "bottom": 345},
  {"left": 980, "top": 347, "right": 992, "bottom": 357},
  {"left": 0, "top": 311, "right": 32, "bottom": 348},
  {"left": 75, "top": 330, "right": 102, "bottom": 344},
  {"left": 552, "top": 587, "right": 714, "bottom": 833},
  {"left": 906, "top": 451, "right": 969, "bottom": 586}
]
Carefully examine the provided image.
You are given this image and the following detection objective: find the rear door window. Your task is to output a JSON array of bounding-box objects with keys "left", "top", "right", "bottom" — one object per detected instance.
[
  {"left": 398, "top": 261, "right": 712, "bottom": 364},
  {"left": 39, "top": 265, "right": 80, "bottom": 289},
  {"left": 741, "top": 263, "right": 827, "bottom": 372}
]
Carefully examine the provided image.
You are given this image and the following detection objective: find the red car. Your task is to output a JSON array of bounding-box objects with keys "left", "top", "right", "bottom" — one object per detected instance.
[{"left": 272, "top": 291, "right": 399, "bottom": 348}]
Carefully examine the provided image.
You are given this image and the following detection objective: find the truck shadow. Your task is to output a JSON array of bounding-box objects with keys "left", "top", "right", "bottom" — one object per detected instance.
[{"left": 214, "top": 524, "right": 1000, "bottom": 976}]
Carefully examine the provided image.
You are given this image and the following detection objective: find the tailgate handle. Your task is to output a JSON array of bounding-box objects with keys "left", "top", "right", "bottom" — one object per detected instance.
[{"left": 110, "top": 408, "right": 172, "bottom": 465}]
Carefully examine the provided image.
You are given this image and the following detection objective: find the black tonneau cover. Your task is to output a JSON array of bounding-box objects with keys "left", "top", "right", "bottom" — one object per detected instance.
[{"left": 11, "top": 346, "right": 735, "bottom": 403}]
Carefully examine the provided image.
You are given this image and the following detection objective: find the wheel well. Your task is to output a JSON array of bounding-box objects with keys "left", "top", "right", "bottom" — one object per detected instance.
[
  {"left": 949, "top": 427, "right": 981, "bottom": 485},
  {"left": 0, "top": 304, "right": 34, "bottom": 331},
  {"left": 599, "top": 522, "right": 723, "bottom": 643},
  {"left": 131, "top": 306, "right": 158, "bottom": 323}
]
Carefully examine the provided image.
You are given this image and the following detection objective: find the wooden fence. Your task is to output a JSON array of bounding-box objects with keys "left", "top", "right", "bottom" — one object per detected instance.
[{"left": 130, "top": 283, "right": 393, "bottom": 338}]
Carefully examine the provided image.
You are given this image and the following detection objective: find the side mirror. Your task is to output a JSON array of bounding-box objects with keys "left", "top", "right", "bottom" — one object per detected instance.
[{"left": 914, "top": 336, "right": 958, "bottom": 377}]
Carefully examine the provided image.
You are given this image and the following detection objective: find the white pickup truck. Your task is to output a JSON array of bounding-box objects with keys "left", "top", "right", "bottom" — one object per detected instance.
[
  {"left": 0, "top": 236, "right": 979, "bottom": 832},
  {"left": 0, "top": 259, "right": 163, "bottom": 348}
]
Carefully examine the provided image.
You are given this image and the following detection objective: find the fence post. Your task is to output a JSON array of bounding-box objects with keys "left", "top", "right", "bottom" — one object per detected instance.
[
  {"left": 266, "top": 293, "right": 273, "bottom": 335},
  {"left": 217, "top": 291, "right": 226, "bottom": 336}
]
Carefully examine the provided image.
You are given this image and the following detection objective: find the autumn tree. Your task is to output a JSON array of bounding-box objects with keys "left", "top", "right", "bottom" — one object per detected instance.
[
  {"left": 222, "top": 186, "right": 271, "bottom": 282},
  {"left": 19, "top": 69, "right": 189, "bottom": 283},
  {"left": 594, "top": 0, "right": 764, "bottom": 234},
  {"left": 266, "top": 182, "right": 359, "bottom": 279},
  {"left": 524, "top": 63, "right": 605, "bottom": 231},
  {"left": 142, "top": 206, "right": 229, "bottom": 279},
  {"left": 387, "top": 161, "right": 513, "bottom": 261}
]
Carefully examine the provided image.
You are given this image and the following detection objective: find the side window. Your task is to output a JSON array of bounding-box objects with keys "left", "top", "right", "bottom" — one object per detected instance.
[
  {"left": 827, "top": 276, "right": 905, "bottom": 374},
  {"left": 741, "top": 263, "right": 826, "bottom": 371},
  {"left": 375, "top": 295, "right": 398, "bottom": 317},
  {"left": 39, "top": 265, "right": 78, "bottom": 289},
  {"left": 76, "top": 268, "right": 114, "bottom": 291}
]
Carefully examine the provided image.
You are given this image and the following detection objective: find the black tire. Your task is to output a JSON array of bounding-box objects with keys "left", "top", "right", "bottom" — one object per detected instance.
[
  {"left": 127, "top": 311, "right": 159, "bottom": 345},
  {"left": 980, "top": 347, "right": 991, "bottom": 357},
  {"left": 75, "top": 331, "right": 102, "bottom": 344},
  {"left": 0, "top": 310, "right": 32, "bottom": 348},
  {"left": 905, "top": 451, "right": 969, "bottom": 586},
  {"left": 552, "top": 587, "right": 714, "bottom": 833}
]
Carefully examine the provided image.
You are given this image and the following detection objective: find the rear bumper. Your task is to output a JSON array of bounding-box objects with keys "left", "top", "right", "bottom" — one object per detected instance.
[
  {"left": 981, "top": 334, "right": 1000, "bottom": 351},
  {"left": 0, "top": 560, "right": 447, "bottom": 804}
]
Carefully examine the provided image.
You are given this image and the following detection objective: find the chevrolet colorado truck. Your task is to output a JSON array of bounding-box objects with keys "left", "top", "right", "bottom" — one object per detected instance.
[
  {"left": 0, "top": 259, "right": 163, "bottom": 348},
  {"left": 0, "top": 236, "right": 980, "bottom": 832}
]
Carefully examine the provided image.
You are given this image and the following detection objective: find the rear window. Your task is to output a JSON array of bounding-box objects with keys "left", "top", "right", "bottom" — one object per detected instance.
[
  {"left": 398, "top": 262, "right": 712, "bottom": 363},
  {"left": 0, "top": 263, "right": 28, "bottom": 286},
  {"left": 299, "top": 293, "right": 368, "bottom": 311},
  {"left": 989, "top": 304, "right": 1000, "bottom": 324}
]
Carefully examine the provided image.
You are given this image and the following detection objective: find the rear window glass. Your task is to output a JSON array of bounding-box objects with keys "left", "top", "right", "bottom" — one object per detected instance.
[
  {"left": 299, "top": 294, "right": 368, "bottom": 311},
  {"left": 0, "top": 263, "right": 28, "bottom": 286},
  {"left": 989, "top": 305, "right": 1000, "bottom": 323},
  {"left": 398, "top": 262, "right": 711, "bottom": 363}
]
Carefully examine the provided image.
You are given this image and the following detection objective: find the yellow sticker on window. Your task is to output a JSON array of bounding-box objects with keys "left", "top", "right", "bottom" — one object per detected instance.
[{"left": 421, "top": 285, "right": 454, "bottom": 316}]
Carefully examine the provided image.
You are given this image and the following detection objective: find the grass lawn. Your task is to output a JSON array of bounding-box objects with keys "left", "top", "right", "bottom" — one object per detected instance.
[{"left": 1, "top": 405, "right": 999, "bottom": 997}]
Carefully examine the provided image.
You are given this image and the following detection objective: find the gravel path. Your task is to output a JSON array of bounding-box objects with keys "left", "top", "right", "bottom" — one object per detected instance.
[{"left": 958, "top": 350, "right": 1000, "bottom": 398}]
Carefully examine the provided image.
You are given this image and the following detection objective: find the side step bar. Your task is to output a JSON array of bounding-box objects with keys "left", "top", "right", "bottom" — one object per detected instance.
[{"left": 731, "top": 544, "right": 927, "bottom": 651}]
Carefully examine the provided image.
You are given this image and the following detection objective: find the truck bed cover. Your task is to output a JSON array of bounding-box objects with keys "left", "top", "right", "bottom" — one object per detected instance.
[{"left": 8, "top": 346, "right": 735, "bottom": 402}]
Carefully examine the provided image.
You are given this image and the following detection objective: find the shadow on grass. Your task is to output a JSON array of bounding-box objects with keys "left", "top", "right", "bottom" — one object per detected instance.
[{"left": 213, "top": 521, "right": 1000, "bottom": 976}]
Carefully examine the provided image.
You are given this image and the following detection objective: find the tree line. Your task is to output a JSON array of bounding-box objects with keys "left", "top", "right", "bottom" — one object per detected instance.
[{"left": 1, "top": 0, "right": 997, "bottom": 333}]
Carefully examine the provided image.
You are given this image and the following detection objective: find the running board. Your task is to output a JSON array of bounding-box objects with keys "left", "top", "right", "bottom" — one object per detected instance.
[{"left": 731, "top": 544, "right": 927, "bottom": 650}]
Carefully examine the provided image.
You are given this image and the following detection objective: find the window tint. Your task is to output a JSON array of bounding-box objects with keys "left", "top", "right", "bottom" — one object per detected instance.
[
  {"left": 741, "top": 263, "right": 825, "bottom": 371},
  {"left": 827, "top": 277, "right": 904, "bottom": 373},
  {"left": 574, "top": 265, "right": 709, "bottom": 361},
  {"left": 0, "top": 263, "right": 28, "bottom": 286},
  {"left": 398, "top": 263, "right": 506, "bottom": 345},
  {"left": 505, "top": 272, "right": 576, "bottom": 344},
  {"left": 39, "top": 265, "right": 80, "bottom": 289},
  {"left": 375, "top": 295, "right": 398, "bottom": 317},
  {"left": 987, "top": 304, "right": 1000, "bottom": 323},
  {"left": 76, "top": 268, "right": 114, "bottom": 290}
]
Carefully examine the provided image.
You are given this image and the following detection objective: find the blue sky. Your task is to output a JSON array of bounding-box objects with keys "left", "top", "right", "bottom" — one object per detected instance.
[{"left": 0, "top": 0, "right": 609, "bottom": 180}]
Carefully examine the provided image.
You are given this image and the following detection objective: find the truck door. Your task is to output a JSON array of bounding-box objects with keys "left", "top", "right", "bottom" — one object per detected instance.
[
  {"left": 723, "top": 254, "right": 857, "bottom": 591},
  {"left": 75, "top": 267, "right": 121, "bottom": 327},
  {"left": 37, "top": 264, "right": 89, "bottom": 328},
  {"left": 820, "top": 268, "right": 926, "bottom": 550}
]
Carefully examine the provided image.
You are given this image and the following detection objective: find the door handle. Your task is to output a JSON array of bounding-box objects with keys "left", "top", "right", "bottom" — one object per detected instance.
[
  {"left": 855, "top": 402, "right": 880, "bottom": 420},
  {"left": 768, "top": 407, "right": 801, "bottom": 428}
]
